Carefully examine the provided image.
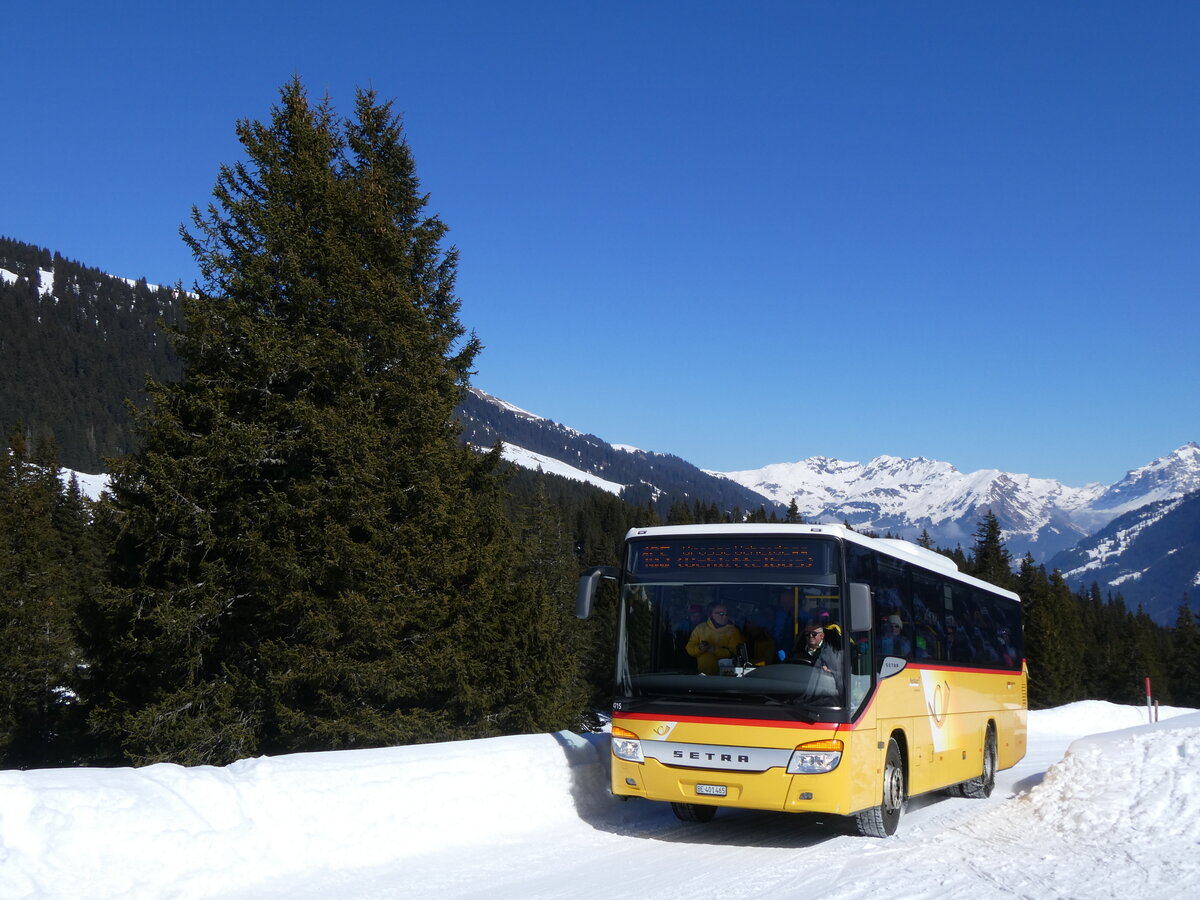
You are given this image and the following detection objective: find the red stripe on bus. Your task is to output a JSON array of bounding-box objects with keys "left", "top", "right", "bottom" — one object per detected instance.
[
  {"left": 615, "top": 711, "right": 841, "bottom": 731},
  {"left": 905, "top": 661, "right": 1024, "bottom": 676}
]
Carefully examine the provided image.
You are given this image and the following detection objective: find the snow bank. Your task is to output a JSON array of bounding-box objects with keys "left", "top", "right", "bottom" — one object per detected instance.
[
  {"left": 1027, "top": 698, "right": 1191, "bottom": 736},
  {"left": 0, "top": 732, "right": 607, "bottom": 900},
  {"left": 1, "top": 704, "right": 1198, "bottom": 899},
  {"left": 1026, "top": 710, "right": 1200, "bottom": 844}
]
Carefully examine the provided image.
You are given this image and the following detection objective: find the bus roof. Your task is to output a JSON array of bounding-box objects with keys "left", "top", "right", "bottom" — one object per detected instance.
[{"left": 623, "top": 522, "right": 1021, "bottom": 603}]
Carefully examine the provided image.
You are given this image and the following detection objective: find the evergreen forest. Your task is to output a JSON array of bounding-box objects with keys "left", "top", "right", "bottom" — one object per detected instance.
[
  {"left": 0, "top": 237, "right": 182, "bottom": 472},
  {"left": 2, "top": 80, "right": 1196, "bottom": 770}
]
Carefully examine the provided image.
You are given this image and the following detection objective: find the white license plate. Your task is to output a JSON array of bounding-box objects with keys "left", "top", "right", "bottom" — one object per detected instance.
[{"left": 695, "top": 783, "right": 727, "bottom": 797}]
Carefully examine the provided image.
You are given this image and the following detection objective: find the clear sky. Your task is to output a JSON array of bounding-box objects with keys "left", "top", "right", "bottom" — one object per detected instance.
[{"left": 5, "top": 2, "right": 1197, "bottom": 486}]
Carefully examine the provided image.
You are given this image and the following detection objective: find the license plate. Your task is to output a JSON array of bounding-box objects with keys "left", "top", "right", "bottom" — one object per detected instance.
[{"left": 695, "top": 783, "right": 727, "bottom": 797}]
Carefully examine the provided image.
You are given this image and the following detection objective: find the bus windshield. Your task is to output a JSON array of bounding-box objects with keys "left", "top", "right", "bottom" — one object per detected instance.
[{"left": 617, "top": 536, "right": 852, "bottom": 713}]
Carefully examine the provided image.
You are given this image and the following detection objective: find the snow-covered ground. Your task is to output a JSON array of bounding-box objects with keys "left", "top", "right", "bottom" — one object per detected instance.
[{"left": 1, "top": 701, "right": 1197, "bottom": 899}]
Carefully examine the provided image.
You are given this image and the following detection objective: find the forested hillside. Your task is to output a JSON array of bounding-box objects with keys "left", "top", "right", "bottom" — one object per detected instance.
[
  {"left": 0, "top": 237, "right": 181, "bottom": 472},
  {"left": 0, "top": 236, "right": 782, "bottom": 524}
]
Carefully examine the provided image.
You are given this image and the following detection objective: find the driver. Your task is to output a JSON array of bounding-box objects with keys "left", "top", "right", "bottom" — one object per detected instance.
[{"left": 790, "top": 623, "right": 842, "bottom": 687}]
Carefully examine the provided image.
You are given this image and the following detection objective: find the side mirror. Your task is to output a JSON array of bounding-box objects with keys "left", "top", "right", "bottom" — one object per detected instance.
[
  {"left": 848, "top": 582, "right": 872, "bottom": 632},
  {"left": 576, "top": 565, "right": 619, "bottom": 619}
]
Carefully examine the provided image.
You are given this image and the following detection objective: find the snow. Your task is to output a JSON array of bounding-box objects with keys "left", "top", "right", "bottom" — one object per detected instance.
[
  {"left": 120, "top": 277, "right": 164, "bottom": 291},
  {"left": 59, "top": 469, "right": 109, "bottom": 501},
  {"left": 499, "top": 441, "right": 624, "bottom": 495},
  {"left": 720, "top": 455, "right": 1106, "bottom": 536},
  {"left": 1090, "top": 441, "right": 1200, "bottom": 517},
  {"left": 2, "top": 701, "right": 1196, "bottom": 899},
  {"left": 0, "top": 266, "right": 55, "bottom": 294}
]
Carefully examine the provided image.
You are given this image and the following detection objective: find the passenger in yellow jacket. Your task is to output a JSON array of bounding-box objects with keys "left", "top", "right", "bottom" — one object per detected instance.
[{"left": 686, "top": 603, "right": 744, "bottom": 675}]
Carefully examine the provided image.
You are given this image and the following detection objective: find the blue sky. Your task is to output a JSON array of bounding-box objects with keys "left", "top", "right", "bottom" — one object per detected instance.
[{"left": 6, "top": 2, "right": 1197, "bottom": 485}]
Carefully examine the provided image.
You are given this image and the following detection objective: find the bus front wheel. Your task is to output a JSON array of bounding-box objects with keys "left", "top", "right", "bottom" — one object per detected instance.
[
  {"left": 671, "top": 802, "right": 717, "bottom": 823},
  {"left": 854, "top": 738, "right": 905, "bottom": 838}
]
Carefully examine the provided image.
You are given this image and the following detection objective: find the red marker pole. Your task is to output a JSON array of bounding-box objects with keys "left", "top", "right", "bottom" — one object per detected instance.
[{"left": 1145, "top": 676, "right": 1153, "bottom": 722}]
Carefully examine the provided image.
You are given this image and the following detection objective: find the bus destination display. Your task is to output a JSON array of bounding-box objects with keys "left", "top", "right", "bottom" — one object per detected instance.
[{"left": 632, "top": 540, "right": 825, "bottom": 574}]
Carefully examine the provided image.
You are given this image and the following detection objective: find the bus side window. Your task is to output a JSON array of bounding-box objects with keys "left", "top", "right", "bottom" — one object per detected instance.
[
  {"left": 911, "top": 572, "right": 941, "bottom": 659},
  {"left": 874, "top": 557, "right": 912, "bottom": 664}
]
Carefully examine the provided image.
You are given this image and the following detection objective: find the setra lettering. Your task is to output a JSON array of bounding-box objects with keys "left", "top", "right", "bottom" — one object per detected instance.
[{"left": 671, "top": 750, "right": 752, "bottom": 763}]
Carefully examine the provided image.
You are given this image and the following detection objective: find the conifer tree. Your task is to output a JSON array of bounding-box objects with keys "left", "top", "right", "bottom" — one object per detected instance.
[
  {"left": 666, "top": 501, "right": 693, "bottom": 525},
  {"left": 0, "top": 433, "right": 90, "bottom": 765},
  {"left": 502, "top": 480, "right": 590, "bottom": 731},
  {"left": 87, "top": 79, "right": 515, "bottom": 765},
  {"left": 1020, "top": 559, "right": 1084, "bottom": 708},
  {"left": 947, "top": 545, "right": 969, "bottom": 571},
  {"left": 1079, "top": 586, "right": 1136, "bottom": 702},
  {"left": 785, "top": 498, "right": 802, "bottom": 524},
  {"left": 1170, "top": 598, "right": 1200, "bottom": 707},
  {"left": 968, "top": 511, "right": 1014, "bottom": 590},
  {"left": 1131, "top": 605, "right": 1170, "bottom": 704}
]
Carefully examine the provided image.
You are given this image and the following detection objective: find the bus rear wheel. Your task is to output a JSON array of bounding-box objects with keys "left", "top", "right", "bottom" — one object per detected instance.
[
  {"left": 671, "top": 802, "right": 717, "bottom": 823},
  {"left": 854, "top": 738, "right": 905, "bottom": 838},
  {"left": 957, "top": 726, "right": 997, "bottom": 799}
]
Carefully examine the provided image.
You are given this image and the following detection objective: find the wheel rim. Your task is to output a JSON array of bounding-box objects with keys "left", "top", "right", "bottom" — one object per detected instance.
[{"left": 882, "top": 759, "right": 904, "bottom": 813}]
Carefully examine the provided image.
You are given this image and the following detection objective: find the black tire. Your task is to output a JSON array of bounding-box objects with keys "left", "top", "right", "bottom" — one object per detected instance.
[
  {"left": 671, "top": 802, "right": 717, "bottom": 823},
  {"left": 854, "top": 738, "right": 905, "bottom": 838},
  {"left": 958, "top": 726, "right": 997, "bottom": 799}
]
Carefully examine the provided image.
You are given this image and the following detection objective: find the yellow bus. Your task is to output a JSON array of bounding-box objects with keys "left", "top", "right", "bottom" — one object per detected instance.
[{"left": 576, "top": 523, "right": 1027, "bottom": 837}]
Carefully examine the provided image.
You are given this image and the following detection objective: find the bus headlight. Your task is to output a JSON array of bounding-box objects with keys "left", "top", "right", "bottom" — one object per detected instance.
[
  {"left": 611, "top": 726, "right": 644, "bottom": 763},
  {"left": 787, "top": 739, "right": 844, "bottom": 774}
]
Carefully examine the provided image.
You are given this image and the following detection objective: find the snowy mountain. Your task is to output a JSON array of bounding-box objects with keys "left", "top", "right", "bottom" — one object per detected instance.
[
  {"left": 456, "top": 387, "right": 781, "bottom": 517},
  {"left": 716, "top": 447, "right": 1200, "bottom": 564},
  {"left": 717, "top": 455, "right": 1100, "bottom": 557},
  {"left": 1079, "top": 442, "right": 1200, "bottom": 524},
  {"left": 1048, "top": 488, "right": 1200, "bottom": 623}
]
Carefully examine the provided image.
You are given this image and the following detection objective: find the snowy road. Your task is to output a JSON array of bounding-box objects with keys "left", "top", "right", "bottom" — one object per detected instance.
[{"left": 301, "top": 729, "right": 1088, "bottom": 899}]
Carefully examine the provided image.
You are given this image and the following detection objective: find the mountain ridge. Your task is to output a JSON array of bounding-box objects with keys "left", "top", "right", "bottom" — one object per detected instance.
[{"left": 465, "top": 387, "right": 1198, "bottom": 624}]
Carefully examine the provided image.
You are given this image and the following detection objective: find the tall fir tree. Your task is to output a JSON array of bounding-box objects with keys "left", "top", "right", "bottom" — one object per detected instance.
[
  {"left": 1079, "top": 586, "right": 1138, "bottom": 703},
  {"left": 502, "top": 478, "right": 591, "bottom": 731},
  {"left": 86, "top": 79, "right": 518, "bottom": 765},
  {"left": 785, "top": 498, "right": 802, "bottom": 524},
  {"left": 0, "top": 432, "right": 92, "bottom": 765},
  {"left": 968, "top": 511, "right": 1014, "bottom": 591},
  {"left": 1020, "top": 558, "right": 1084, "bottom": 708}
]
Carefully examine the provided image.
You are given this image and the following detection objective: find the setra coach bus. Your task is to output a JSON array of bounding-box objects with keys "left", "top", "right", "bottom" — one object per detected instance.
[{"left": 576, "top": 523, "right": 1026, "bottom": 837}]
